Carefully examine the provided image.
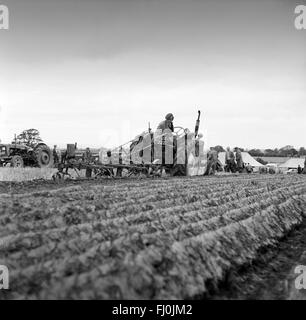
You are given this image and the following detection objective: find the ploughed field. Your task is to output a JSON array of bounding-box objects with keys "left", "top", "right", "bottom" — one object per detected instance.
[{"left": 0, "top": 175, "right": 306, "bottom": 299}]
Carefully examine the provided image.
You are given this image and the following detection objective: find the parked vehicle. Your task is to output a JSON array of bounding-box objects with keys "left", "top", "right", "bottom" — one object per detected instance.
[{"left": 286, "top": 168, "right": 298, "bottom": 174}]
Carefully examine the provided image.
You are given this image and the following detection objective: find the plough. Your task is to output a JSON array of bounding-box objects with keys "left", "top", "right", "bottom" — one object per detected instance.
[{"left": 52, "top": 111, "right": 206, "bottom": 181}]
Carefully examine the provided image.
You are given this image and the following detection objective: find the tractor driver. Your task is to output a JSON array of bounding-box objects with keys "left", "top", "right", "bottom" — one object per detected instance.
[
  {"left": 155, "top": 113, "right": 176, "bottom": 165},
  {"left": 157, "top": 113, "right": 174, "bottom": 133}
]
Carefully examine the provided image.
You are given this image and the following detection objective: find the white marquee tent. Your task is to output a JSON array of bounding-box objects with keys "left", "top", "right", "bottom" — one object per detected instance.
[
  {"left": 218, "top": 152, "right": 264, "bottom": 168},
  {"left": 278, "top": 158, "right": 305, "bottom": 169}
]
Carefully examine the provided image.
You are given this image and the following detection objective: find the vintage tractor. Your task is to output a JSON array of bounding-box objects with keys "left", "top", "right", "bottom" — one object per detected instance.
[
  {"left": 53, "top": 111, "right": 206, "bottom": 180},
  {"left": 115, "top": 110, "right": 206, "bottom": 177},
  {"left": 126, "top": 126, "right": 205, "bottom": 176},
  {"left": 0, "top": 142, "right": 54, "bottom": 168}
]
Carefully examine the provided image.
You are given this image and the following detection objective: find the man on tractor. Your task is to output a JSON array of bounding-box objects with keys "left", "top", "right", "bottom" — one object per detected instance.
[
  {"left": 157, "top": 113, "right": 174, "bottom": 133},
  {"left": 156, "top": 113, "right": 179, "bottom": 167}
]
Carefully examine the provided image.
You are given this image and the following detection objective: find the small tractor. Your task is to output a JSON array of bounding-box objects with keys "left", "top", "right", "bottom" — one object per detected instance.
[{"left": 0, "top": 142, "right": 54, "bottom": 168}]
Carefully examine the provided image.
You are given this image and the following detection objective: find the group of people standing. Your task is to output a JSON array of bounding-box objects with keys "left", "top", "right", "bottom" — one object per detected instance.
[
  {"left": 205, "top": 147, "right": 250, "bottom": 175},
  {"left": 225, "top": 147, "right": 246, "bottom": 173}
]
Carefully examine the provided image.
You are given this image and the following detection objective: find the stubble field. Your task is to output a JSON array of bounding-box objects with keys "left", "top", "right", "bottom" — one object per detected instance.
[{"left": 0, "top": 174, "right": 306, "bottom": 299}]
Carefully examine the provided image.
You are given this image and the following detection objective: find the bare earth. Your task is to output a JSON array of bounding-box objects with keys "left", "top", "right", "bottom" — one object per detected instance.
[{"left": 0, "top": 174, "right": 306, "bottom": 299}]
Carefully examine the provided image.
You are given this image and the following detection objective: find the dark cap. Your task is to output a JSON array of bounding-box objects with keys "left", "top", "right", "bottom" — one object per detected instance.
[{"left": 165, "top": 113, "right": 174, "bottom": 120}]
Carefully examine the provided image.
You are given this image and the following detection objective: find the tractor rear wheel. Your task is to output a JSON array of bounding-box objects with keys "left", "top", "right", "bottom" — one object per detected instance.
[
  {"left": 34, "top": 144, "right": 54, "bottom": 168},
  {"left": 171, "top": 164, "right": 187, "bottom": 176},
  {"left": 171, "top": 153, "right": 206, "bottom": 176},
  {"left": 11, "top": 155, "right": 24, "bottom": 168}
]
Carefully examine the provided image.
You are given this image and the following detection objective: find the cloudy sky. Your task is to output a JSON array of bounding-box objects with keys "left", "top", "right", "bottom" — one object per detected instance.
[{"left": 0, "top": 0, "right": 305, "bottom": 149}]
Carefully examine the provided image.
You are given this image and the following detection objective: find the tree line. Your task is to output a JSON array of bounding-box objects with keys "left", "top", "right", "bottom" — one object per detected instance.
[
  {"left": 212, "top": 145, "right": 306, "bottom": 158},
  {"left": 10, "top": 129, "right": 306, "bottom": 160}
]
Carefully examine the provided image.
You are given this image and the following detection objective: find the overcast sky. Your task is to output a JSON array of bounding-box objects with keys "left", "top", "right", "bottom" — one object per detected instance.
[{"left": 0, "top": 0, "right": 305, "bottom": 149}]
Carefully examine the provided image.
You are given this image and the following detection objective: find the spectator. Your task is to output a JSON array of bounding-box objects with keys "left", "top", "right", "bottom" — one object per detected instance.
[
  {"left": 225, "top": 147, "right": 236, "bottom": 173},
  {"left": 53, "top": 145, "right": 59, "bottom": 165},
  {"left": 246, "top": 163, "right": 253, "bottom": 174},
  {"left": 205, "top": 147, "right": 218, "bottom": 175},
  {"left": 235, "top": 147, "right": 243, "bottom": 173}
]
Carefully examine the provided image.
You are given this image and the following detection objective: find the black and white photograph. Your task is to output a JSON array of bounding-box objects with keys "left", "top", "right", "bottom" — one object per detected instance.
[{"left": 0, "top": 0, "right": 306, "bottom": 305}]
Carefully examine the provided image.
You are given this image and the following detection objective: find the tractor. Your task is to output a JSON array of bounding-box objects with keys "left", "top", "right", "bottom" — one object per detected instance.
[
  {"left": 126, "top": 126, "right": 205, "bottom": 176},
  {"left": 53, "top": 111, "right": 207, "bottom": 180},
  {"left": 0, "top": 142, "right": 54, "bottom": 168},
  {"left": 118, "top": 110, "right": 206, "bottom": 177}
]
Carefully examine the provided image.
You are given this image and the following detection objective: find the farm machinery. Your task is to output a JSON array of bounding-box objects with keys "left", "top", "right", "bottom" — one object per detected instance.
[
  {"left": 0, "top": 142, "right": 53, "bottom": 168},
  {"left": 53, "top": 111, "right": 206, "bottom": 180}
]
